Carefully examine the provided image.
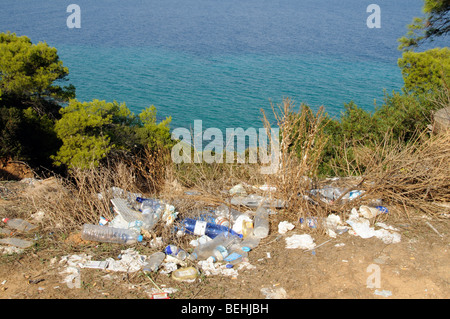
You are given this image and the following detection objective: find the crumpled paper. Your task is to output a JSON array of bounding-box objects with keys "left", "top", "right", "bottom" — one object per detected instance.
[
  {"left": 285, "top": 234, "right": 316, "bottom": 249},
  {"left": 346, "top": 208, "right": 401, "bottom": 244},
  {"left": 278, "top": 221, "right": 295, "bottom": 234}
]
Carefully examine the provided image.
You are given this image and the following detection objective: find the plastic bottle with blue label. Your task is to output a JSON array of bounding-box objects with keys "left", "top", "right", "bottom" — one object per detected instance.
[{"left": 180, "top": 218, "right": 243, "bottom": 239}]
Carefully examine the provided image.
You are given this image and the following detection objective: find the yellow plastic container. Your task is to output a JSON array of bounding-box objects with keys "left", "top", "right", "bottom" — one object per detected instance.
[
  {"left": 172, "top": 267, "right": 198, "bottom": 281},
  {"left": 242, "top": 220, "right": 254, "bottom": 238}
]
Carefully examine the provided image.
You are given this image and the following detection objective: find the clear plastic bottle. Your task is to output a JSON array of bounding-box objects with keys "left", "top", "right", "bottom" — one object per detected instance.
[
  {"left": 81, "top": 224, "right": 143, "bottom": 244},
  {"left": 240, "top": 234, "right": 261, "bottom": 252},
  {"left": 253, "top": 207, "right": 269, "bottom": 238},
  {"left": 2, "top": 218, "right": 37, "bottom": 232},
  {"left": 224, "top": 249, "right": 249, "bottom": 268},
  {"left": 142, "top": 252, "right": 166, "bottom": 273},
  {"left": 189, "top": 232, "right": 240, "bottom": 261},
  {"left": 0, "top": 237, "right": 34, "bottom": 248},
  {"left": 180, "top": 218, "right": 242, "bottom": 239}
]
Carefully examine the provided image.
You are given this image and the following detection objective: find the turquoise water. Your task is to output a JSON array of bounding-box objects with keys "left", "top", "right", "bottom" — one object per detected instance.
[{"left": 1, "top": 0, "right": 446, "bottom": 132}]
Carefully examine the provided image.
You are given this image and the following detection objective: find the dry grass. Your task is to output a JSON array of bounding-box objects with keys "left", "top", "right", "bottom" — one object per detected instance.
[
  {"left": 21, "top": 97, "right": 450, "bottom": 236},
  {"left": 352, "top": 129, "right": 450, "bottom": 217},
  {"left": 260, "top": 98, "right": 331, "bottom": 223}
]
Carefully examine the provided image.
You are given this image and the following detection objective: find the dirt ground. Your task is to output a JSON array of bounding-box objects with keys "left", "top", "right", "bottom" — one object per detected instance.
[{"left": 0, "top": 179, "right": 448, "bottom": 300}]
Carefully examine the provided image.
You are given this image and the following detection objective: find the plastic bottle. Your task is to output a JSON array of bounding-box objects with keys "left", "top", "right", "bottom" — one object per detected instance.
[
  {"left": 239, "top": 234, "right": 261, "bottom": 252},
  {"left": 189, "top": 232, "right": 240, "bottom": 261},
  {"left": 136, "top": 197, "right": 163, "bottom": 214},
  {"left": 253, "top": 207, "right": 269, "bottom": 238},
  {"left": 165, "top": 244, "right": 188, "bottom": 260},
  {"left": 142, "top": 252, "right": 166, "bottom": 273},
  {"left": 224, "top": 249, "right": 249, "bottom": 268},
  {"left": 2, "top": 218, "right": 37, "bottom": 232},
  {"left": 81, "top": 224, "right": 143, "bottom": 244},
  {"left": 180, "top": 218, "right": 243, "bottom": 239},
  {"left": 0, "top": 237, "right": 34, "bottom": 248},
  {"left": 172, "top": 267, "right": 198, "bottom": 281}
]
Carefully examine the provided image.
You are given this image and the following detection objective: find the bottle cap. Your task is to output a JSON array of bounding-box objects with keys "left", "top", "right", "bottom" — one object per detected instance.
[
  {"left": 241, "top": 246, "right": 251, "bottom": 252},
  {"left": 137, "top": 235, "right": 143, "bottom": 242},
  {"left": 2, "top": 218, "right": 8, "bottom": 223}
]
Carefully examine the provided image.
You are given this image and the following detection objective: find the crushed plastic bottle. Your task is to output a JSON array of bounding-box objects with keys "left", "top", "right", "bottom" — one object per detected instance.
[
  {"left": 81, "top": 224, "right": 143, "bottom": 244},
  {"left": 2, "top": 218, "right": 37, "bottom": 232},
  {"left": 142, "top": 252, "right": 166, "bottom": 273}
]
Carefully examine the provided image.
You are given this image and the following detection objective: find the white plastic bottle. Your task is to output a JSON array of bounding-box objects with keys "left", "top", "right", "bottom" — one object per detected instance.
[
  {"left": 142, "top": 252, "right": 166, "bottom": 273},
  {"left": 81, "top": 224, "right": 143, "bottom": 244},
  {"left": 253, "top": 207, "right": 269, "bottom": 238},
  {"left": 2, "top": 218, "right": 37, "bottom": 232}
]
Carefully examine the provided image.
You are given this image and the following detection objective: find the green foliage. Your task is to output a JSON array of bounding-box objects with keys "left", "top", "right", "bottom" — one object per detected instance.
[
  {"left": 398, "top": 48, "right": 450, "bottom": 94},
  {"left": 52, "top": 99, "right": 173, "bottom": 169},
  {"left": 398, "top": 0, "right": 450, "bottom": 50},
  {"left": 0, "top": 32, "right": 75, "bottom": 116}
]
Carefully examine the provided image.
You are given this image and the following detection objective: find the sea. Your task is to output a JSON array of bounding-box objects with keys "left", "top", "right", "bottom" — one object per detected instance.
[{"left": 1, "top": 0, "right": 447, "bottom": 134}]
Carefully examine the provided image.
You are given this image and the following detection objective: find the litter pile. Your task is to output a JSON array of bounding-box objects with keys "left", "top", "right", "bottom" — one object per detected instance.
[{"left": 1, "top": 180, "right": 405, "bottom": 299}]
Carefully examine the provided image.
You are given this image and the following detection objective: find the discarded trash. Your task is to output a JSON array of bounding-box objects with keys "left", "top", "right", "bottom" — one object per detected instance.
[
  {"left": 143, "top": 252, "right": 166, "bottom": 273},
  {"left": 229, "top": 183, "right": 247, "bottom": 196},
  {"left": 224, "top": 250, "right": 248, "bottom": 268},
  {"left": 110, "top": 198, "right": 143, "bottom": 223},
  {"left": 230, "top": 194, "right": 285, "bottom": 208},
  {"left": 189, "top": 232, "right": 239, "bottom": 262},
  {"left": 260, "top": 287, "right": 288, "bottom": 299},
  {"left": 240, "top": 235, "right": 261, "bottom": 252},
  {"left": 285, "top": 234, "right": 316, "bottom": 250},
  {"left": 197, "top": 257, "right": 239, "bottom": 277},
  {"left": 106, "top": 248, "right": 148, "bottom": 272},
  {"left": 374, "top": 289, "right": 392, "bottom": 297},
  {"left": 189, "top": 235, "right": 212, "bottom": 247},
  {"left": 165, "top": 245, "right": 189, "bottom": 260},
  {"left": 253, "top": 207, "right": 270, "bottom": 238},
  {"left": 180, "top": 218, "right": 242, "bottom": 239},
  {"left": 346, "top": 208, "right": 401, "bottom": 244},
  {"left": 0, "top": 227, "right": 13, "bottom": 236},
  {"left": 299, "top": 217, "right": 319, "bottom": 229},
  {"left": 232, "top": 213, "right": 253, "bottom": 236},
  {"left": 81, "top": 260, "right": 109, "bottom": 270},
  {"left": 278, "top": 221, "right": 295, "bottom": 234},
  {"left": 359, "top": 205, "right": 388, "bottom": 218},
  {"left": 171, "top": 267, "right": 198, "bottom": 282},
  {"left": 81, "top": 224, "right": 143, "bottom": 245},
  {"left": 2, "top": 218, "right": 37, "bottom": 232},
  {"left": 0, "top": 237, "right": 34, "bottom": 248}
]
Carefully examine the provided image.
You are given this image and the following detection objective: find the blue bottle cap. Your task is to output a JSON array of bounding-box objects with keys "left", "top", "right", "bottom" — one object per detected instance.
[
  {"left": 226, "top": 264, "right": 234, "bottom": 268},
  {"left": 241, "top": 246, "right": 251, "bottom": 252},
  {"left": 137, "top": 235, "right": 143, "bottom": 242}
]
